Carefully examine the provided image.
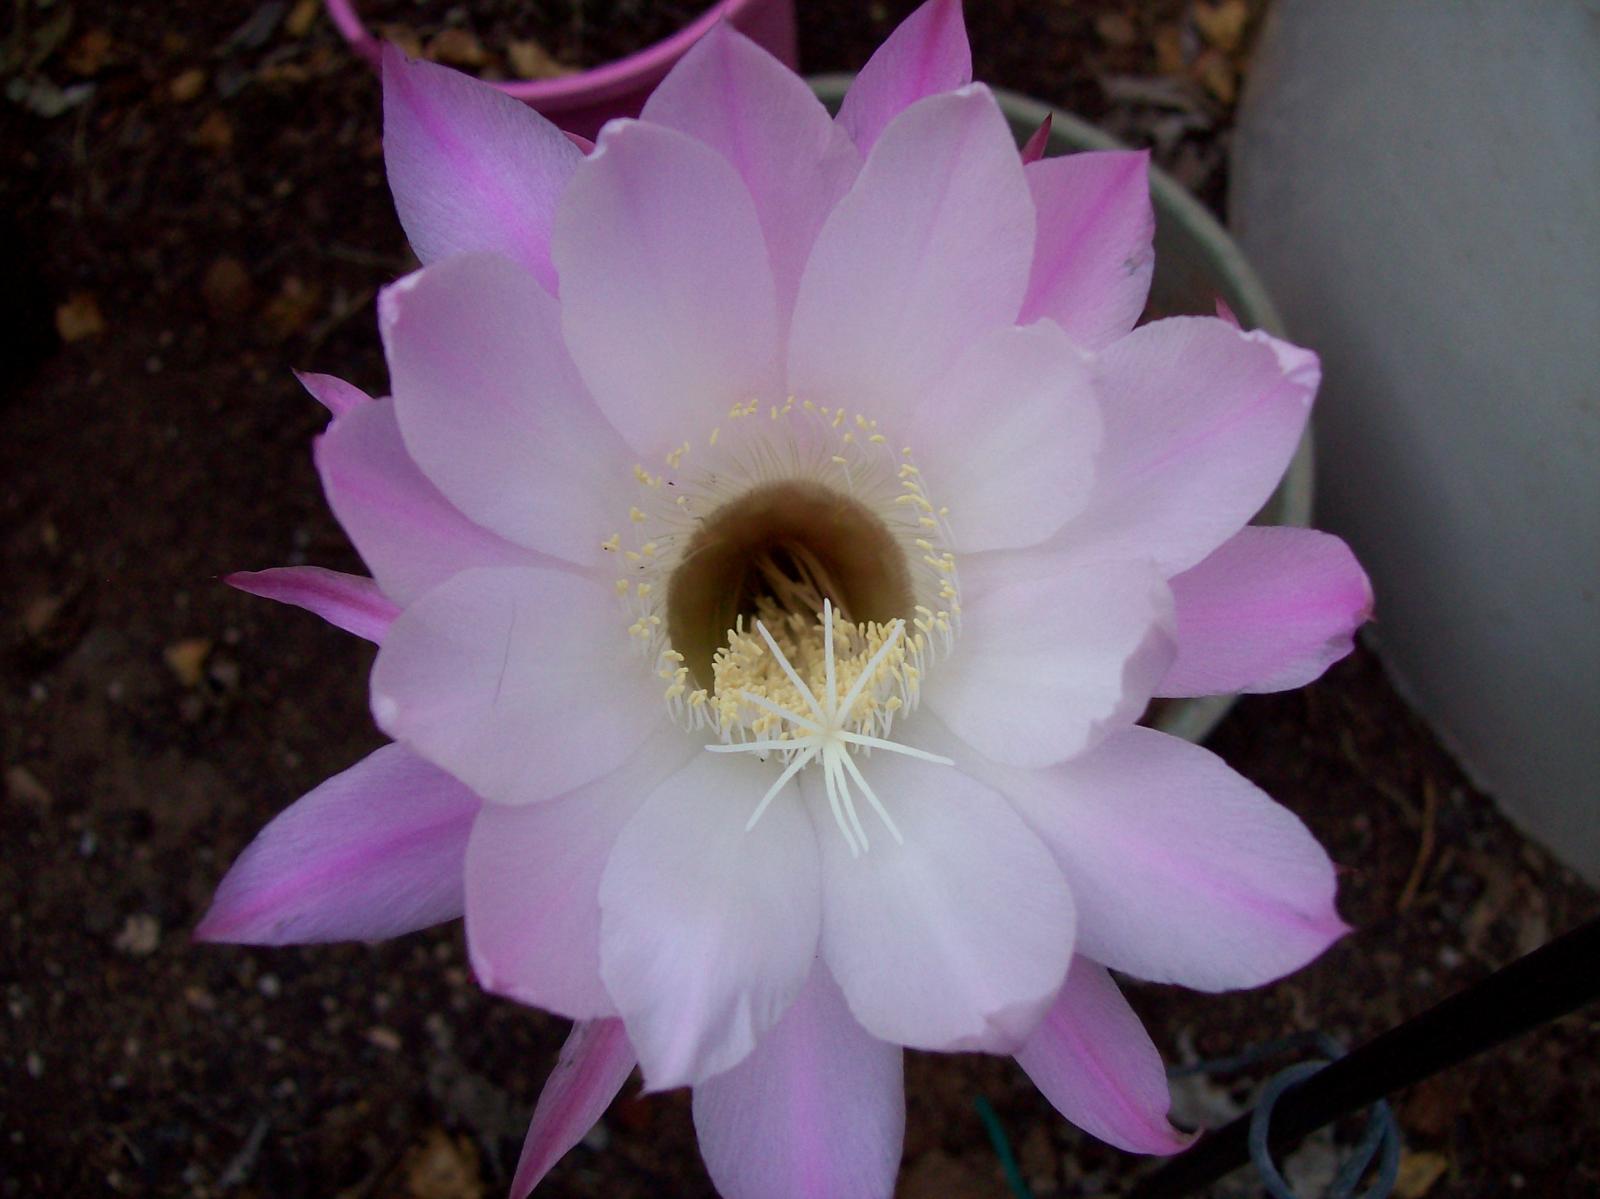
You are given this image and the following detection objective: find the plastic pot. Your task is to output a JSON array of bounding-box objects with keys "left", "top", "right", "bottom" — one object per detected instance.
[{"left": 325, "top": 0, "right": 797, "bottom": 139}]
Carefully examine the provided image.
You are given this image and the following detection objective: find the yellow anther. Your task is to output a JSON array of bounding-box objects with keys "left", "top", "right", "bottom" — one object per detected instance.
[
  {"left": 601, "top": 533, "right": 621, "bottom": 552},
  {"left": 615, "top": 579, "right": 631, "bottom": 595},
  {"left": 629, "top": 507, "right": 646, "bottom": 523}
]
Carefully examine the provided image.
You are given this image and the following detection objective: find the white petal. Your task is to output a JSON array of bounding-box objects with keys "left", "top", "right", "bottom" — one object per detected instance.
[
  {"left": 599, "top": 751, "right": 821, "bottom": 1089},
  {"left": 788, "top": 86, "right": 1034, "bottom": 422},
  {"left": 693, "top": 966, "right": 904, "bottom": 1199},
  {"left": 806, "top": 746, "right": 1074, "bottom": 1052},
  {"left": 371, "top": 566, "right": 663, "bottom": 806},
  {"left": 913, "top": 320, "right": 1101, "bottom": 553},
  {"left": 553, "top": 118, "right": 782, "bottom": 457},
  {"left": 1058, "top": 318, "right": 1318, "bottom": 574},
  {"left": 928, "top": 550, "right": 1175, "bottom": 767},
  {"left": 991, "top": 727, "right": 1348, "bottom": 991},
  {"left": 380, "top": 256, "right": 632, "bottom": 566},
  {"left": 465, "top": 726, "right": 697, "bottom": 1020}
]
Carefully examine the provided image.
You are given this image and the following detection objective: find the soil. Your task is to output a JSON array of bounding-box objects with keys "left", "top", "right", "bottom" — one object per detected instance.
[
  {"left": 3, "top": 2, "right": 1597, "bottom": 1197},
  {"left": 359, "top": 1, "right": 715, "bottom": 79}
]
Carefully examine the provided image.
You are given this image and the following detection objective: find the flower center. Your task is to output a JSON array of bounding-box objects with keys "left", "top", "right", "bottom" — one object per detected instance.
[{"left": 602, "top": 399, "right": 962, "bottom": 850}]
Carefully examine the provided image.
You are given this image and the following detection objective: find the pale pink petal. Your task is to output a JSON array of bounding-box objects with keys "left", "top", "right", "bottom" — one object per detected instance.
[
  {"left": 994, "top": 726, "right": 1347, "bottom": 991},
  {"left": 789, "top": 86, "right": 1035, "bottom": 423},
  {"left": 511, "top": 1018, "right": 636, "bottom": 1199},
  {"left": 805, "top": 749, "right": 1074, "bottom": 1053},
  {"left": 836, "top": 0, "right": 970, "bottom": 157},
  {"left": 1019, "top": 150, "right": 1155, "bottom": 349},
  {"left": 382, "top": 47, "right": 580, "bottom": 293},
  {"left": 1015, "top": 959, "right": 1192, "bottom": 1154},
  {"left": 380, "top": 256, "right": 632, "bottom": 566},
  {"left": 599, "top": 752, "right": 821, "bottom": 1089},
  {"left": 927, "top": 551, "right": 1175, "bottom": 768},
  {"left": 552, "top": 118, "right": 782, "bottom": 458},
  {"left": 693, "top": 967, "right": 904, "bottom": 1199},
  {"left": 1160, "top": 526, "right": 1373, "bottom": 697},
  {"left": 195, "top": 744, "right": 477, "bottom": 945},
  {"left": 314, "top": 398, "right": 534, "bottom": 606},
  {"left": 1020, "top": 114, "right": 1052, "bottom": 165},
  {"left": 911, "top": 320, "right": 1100, "bottom": 553},
  {"left": 465, "top": 727, "right": 696, "bottom": 1020},
  {"left": 641, "top": 24, "right": 860, "bottom": 323},
  {"left": 226, "top": 566, "right": 398, "bottom": 644},
  {"left": 371, "top": 566, "right": 663, "bottom": 807},
  {"left": 294, "top": 369, "right": 372, "bottom": 417},
  {"left": 1058, "top": 318, "right": 1319, "bottom": 575}
]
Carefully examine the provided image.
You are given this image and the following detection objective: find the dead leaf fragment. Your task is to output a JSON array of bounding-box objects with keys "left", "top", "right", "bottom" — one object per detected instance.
[
  {"left": 427, "top": 28, "right": 488, "bottom": 69},
  {"left": 170, "top": 67, "right": 207, "bottom": 103},
  {"left": 1196, "top": 50, "right": 1237, "bottom": 105},
  {"left": 1094, "top": 13, "right": 1138, "bottom": 49},
  {"left": 286, "top": 0, "right": 321, "bottom": 39},
  {"left": 66, "top": 28, "right": 114, "bottom": 76},
  {"left": 55, "top": 292, "right": 105, "bottom": 342},
  {"left": 5, "top": 766, "right": 53, "bottom": 809},
  {"left": 379, "top": 23, "right": 424, "bottom": 60},
  {"left": 1395, "top": 1150, "right": 1451, "bottom": 1198},
  {"left": 507, "top": 38, "right": 574, "bottom": 80},
  {"left": 262, "top": 276, "right": 320, "bottom": 340},
  {"left": 1154, "top": 24, "right": 1188, "bottom": 77},
  {"left": 164, "top": 637, "right": 213, "bottom": 687},
  {"left": 367, "top": 1025, "right": 403, "bottom": 1051},
  {"left": 193, "top": 109, "right": 234, "bottom": 152},
  {"left": 402, "top": 1127, "right": 484, "bottom": 1199},
  {"left": 114, "top": 913, "right": 161, "bottom": 956},
  {"left": 202, "top": 257, "right": 254, "bottom": 316},
  {"left": 1193, "top": 0, "right": 1251, "bottom": 54}
]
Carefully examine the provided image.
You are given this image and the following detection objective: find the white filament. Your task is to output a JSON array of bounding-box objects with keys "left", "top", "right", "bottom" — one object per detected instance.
[{"left": 706, "top": 599, "right": 955, "bottom": 856}]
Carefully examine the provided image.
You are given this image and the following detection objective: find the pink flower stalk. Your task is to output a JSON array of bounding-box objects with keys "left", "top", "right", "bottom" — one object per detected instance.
[{"left": 201, "top": 3, "right": 1373, "bottom": 1195}]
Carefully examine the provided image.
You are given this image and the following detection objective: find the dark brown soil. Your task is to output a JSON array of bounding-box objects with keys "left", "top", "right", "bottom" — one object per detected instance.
[{"left": 3, "top": 2, "right": 1596, "bottom": 1197}]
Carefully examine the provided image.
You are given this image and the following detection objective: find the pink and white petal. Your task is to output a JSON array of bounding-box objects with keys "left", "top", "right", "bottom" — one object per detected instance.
[
  {"left": 196, "top": 744, "right": 478, "bottom": 945},
  {"left": 641, "top": 25, "right": 860, "bottom": 324},
  {"left": 381, "top": 256, "right": 632, "bottom": 566},
  {"left": 465, "top": 726, "right": 697, "bottom": 1020},
  {"left": 511, "top": 1018, "right": 636, "bottom": 1199},
  {"left": 382, "top": 48, "right": 580, "bottom": 293},
  {"left": 226, "top": 566, "right": 398, "bottom": 644},
  {"left": 913, "top": 320, "right": 1101, "bottom": 553},
  {"left": 315, "top": 398, "right": 535, "bottom": 606},
  {"left": 1015, "top": 959, "right": 1191, "bottom": 1155},
  {"left": 598, "top": 752, "right": 821, "bottom": 1090},
  {"left": 371, "top": 566, "right": 662, "bottom": 807},
  {"left": 693, "top": 966, "right": 904, "bottom": 1199},
  {"left": 835, "top": 0, "right": 970, "bottom": 157},
  {"left": 806, "top": 750, "right": 1074, "bottom": 1053},
  {"left": 1019, "top": 150, "right": 1155, "bottom": 350},
  {"left": 294, "top": 369, "right": 372, "bottom": 418},
  {"left": 788, "top": 86, "right": 1035, "bottom": 422},
  {"left": 1160, "top": 526, "right": 1373, "bottom": 698},
  {"left": 1058, "top": 318, "right": 1319, "bottom": 575},
  {"left": 927, "top": 552, "right": 1175, "bottom": 768},
  {"left": 995, "top": 726, "right": 1347, "bottom": 991},
  {"left": 553, "top": 118, "right": 782, "bottom": 458}
]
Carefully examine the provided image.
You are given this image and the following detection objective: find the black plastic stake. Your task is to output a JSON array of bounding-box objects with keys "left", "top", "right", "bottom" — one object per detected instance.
[{"left": 1130, "top": 915, "right": 1600, "bottom": 1198}]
